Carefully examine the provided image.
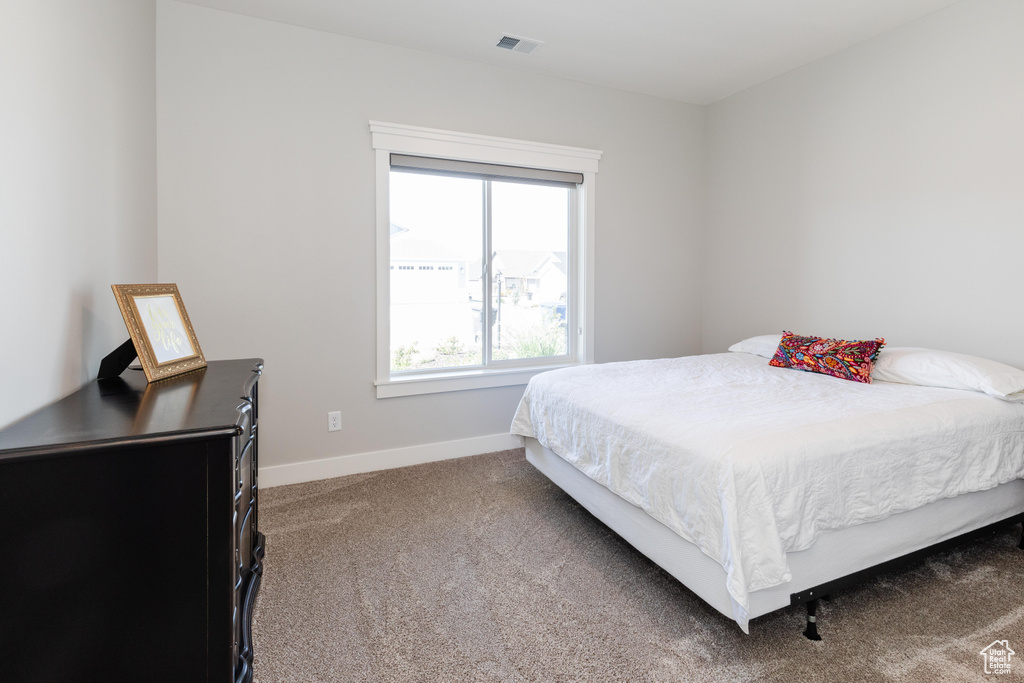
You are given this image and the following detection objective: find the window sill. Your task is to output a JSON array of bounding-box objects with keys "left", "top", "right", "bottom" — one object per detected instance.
[{"left": 376, "top": 363, "right": 574, "bottom": 398}]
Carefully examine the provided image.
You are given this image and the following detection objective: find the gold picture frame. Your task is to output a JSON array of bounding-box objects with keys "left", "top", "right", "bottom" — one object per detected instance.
[{"left": 111, "top": 283, "right": 207, "bottom": 383}]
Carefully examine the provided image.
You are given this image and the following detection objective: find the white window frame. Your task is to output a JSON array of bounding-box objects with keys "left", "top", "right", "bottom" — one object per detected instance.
[{"left": 371, "top": 121, "right": 601, "bottom": 398}]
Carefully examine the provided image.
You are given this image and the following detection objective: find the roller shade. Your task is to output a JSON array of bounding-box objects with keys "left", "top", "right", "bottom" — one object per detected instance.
[{"left": 390, "top": 154, "right": 583, "bottom": 187}]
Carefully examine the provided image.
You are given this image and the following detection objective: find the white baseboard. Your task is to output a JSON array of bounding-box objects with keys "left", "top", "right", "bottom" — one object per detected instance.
[{"left": 259, "top": 432, "right": 525, "bottom": 488}]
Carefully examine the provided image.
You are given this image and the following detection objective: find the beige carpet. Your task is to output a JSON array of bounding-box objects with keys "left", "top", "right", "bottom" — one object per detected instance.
[{"left": 251, "top": 449, "right": 1024, "bottom": 682}]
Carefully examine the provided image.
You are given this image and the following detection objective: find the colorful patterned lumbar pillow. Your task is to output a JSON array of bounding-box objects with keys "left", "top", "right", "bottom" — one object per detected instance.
[{"left": 769, "top": 331, "right": 886, "bottom": 384}]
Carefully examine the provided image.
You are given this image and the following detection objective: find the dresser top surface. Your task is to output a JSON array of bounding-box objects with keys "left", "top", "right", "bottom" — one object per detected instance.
[{"left": 0, "top": 359, "right": 263, "bottom": 459}]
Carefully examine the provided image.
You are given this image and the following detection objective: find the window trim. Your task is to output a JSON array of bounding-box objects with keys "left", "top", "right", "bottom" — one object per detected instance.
[{"left": 370, "top": 121, "right": 601, "bottom": 398}]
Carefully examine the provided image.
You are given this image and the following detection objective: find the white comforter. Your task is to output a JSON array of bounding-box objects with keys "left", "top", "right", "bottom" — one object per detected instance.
[{"left": 510, "top": 352, "right": 1024, "bottom": 631}]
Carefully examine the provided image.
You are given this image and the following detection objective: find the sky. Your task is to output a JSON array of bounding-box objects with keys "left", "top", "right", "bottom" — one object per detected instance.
[{"left": 389, "top": 171, "right": 569, "bottom": 258}]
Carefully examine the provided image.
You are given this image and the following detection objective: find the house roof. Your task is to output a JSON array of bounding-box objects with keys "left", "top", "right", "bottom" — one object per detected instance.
[
  {"left": 467, "top": 250, "right": 567, "bottom": 279},
  {"left": 390, "top": 237, "right": 464, "bottom": 262},
  {"left": 550, "top": 251, "right": 567, "bottom": 277},
  {"left": 493, "top": 250, "right": 562, "bottom": 278}
]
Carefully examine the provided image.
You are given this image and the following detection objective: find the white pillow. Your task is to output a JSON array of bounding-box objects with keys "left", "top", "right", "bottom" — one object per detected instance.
[
  {"left": 872, "top": 347, "right": 1024, "bottom": 402},
  {"left": 728, "top": 334, "right": 783, "bottom": 359}
]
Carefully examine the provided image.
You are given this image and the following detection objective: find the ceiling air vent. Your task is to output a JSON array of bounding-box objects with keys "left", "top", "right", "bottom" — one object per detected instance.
[{"left": 496, "top": 34, "right": 543, "bottom": 55}]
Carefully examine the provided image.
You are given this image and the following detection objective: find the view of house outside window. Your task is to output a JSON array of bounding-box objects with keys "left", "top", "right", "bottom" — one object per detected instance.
[{"left": 389, "top": 170, "right": 569, "bottom": 373}]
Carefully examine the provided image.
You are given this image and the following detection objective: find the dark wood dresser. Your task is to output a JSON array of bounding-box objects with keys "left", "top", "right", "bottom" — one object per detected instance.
[{"left": 0, "top": 359, "right": 265, "bottom": 683}]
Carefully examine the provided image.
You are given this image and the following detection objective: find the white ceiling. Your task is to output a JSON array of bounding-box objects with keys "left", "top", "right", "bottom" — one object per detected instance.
[{"left": 178, "top": 0, "right": 962, "bottom": 104}]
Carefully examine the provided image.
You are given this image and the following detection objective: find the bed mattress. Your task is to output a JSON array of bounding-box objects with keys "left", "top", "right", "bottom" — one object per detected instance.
[{"left": 510, "top": 352, "right": 1024, "bottom": 630}]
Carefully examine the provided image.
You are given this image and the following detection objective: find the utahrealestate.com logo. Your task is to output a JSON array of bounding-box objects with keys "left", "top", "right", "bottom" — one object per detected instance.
[{"left": 980, "top": 640, "right": 1015, "bottom": 675}]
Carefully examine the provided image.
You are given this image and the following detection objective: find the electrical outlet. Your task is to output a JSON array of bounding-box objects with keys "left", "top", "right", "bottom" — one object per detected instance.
[{"left": 328, "top": 411, "right": 342, "bottom": 432}]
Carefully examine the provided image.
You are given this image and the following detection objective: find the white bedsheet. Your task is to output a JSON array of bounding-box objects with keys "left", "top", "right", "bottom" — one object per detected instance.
[{"left": 510, "top": 353, "right": 1024, "bottom": 631}]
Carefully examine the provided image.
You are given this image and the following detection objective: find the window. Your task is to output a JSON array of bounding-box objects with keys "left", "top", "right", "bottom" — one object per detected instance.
[
  {"left": 389, "top": 157, "right": 577, "bottom": 371},
  {"left": 371, "top": 122, "right": 601, "bottom": 397}
]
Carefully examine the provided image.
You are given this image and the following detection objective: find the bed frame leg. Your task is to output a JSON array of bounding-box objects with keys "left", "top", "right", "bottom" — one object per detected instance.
[{"left": 803, "top": 599, "right": 822, "bottom": 641}]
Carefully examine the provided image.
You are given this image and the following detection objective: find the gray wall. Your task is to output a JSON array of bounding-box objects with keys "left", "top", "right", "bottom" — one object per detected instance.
[
  {"left": 0, "top": 0, "right": 157, "bottom": 428},
  {"left": 156, "top": 1, "right": 706, "bottom": 469},
  {"left": 7, "top": 0, "right": 1019, "bottom": 475},
  {"left": 704, "top": 0, "right": 1024, "bottom": 367}
]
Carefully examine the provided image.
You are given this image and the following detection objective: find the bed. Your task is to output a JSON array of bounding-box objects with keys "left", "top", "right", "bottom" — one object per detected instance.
[{"left": 510, "top": 337, "right": 1024, "bottom": 637}]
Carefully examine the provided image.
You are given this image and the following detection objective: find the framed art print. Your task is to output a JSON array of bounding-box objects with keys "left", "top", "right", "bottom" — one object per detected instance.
[{"left": 111, "top": 283, "right": 207, "bottom": 382}]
